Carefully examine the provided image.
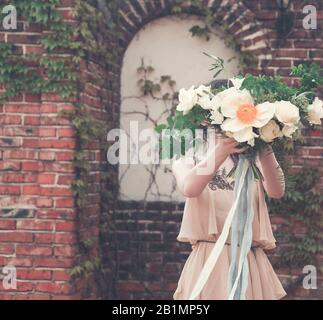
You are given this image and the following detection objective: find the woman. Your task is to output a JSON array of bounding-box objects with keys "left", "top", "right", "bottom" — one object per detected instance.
[{"left": 172, "top": 134, "right": 287, "bottom": 300}]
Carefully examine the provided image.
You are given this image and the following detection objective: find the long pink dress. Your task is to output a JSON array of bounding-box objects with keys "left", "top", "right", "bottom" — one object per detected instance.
[{"left": 172, "top": 155, "right": 287, "bottom": 300}]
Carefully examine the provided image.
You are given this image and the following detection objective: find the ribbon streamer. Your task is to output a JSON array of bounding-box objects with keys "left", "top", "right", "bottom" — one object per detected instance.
[
  {"left": 227, "top": 158, "right": 255, "bottom": 300},
  {"left": 188, "top": 158, "right": 250, "bottom": 300}
]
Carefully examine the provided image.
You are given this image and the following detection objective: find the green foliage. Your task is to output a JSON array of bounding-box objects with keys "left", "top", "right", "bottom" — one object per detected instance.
[
  {"left": 291, "top": 63, "right": 323, "bottom": 94},
  {"left": 1, "top": 0, "right": 321, "bottom": 294},
  {"left": 0, "top": 0, "right": 118, "bottom": 298},
  {"left": 268, "top": 166, "right": 323, "bottom": 268}
]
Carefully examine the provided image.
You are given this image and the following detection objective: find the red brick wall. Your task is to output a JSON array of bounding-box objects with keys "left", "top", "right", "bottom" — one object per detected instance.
[
  {"left": 0, "top": 1, "right": 80, "bottom": 299},
  {"left": 0, "top": 0, "right": 322, "bottom": 300}
]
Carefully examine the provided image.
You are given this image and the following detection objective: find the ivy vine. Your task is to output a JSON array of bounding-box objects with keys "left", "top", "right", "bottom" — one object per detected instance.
[{"left": 0, "top": 0, "right": 321, "bottom": 299}]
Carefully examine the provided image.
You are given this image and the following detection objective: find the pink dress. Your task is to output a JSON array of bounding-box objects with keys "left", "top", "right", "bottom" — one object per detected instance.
[{"left": 173, "top": 156, "right": 287, "bottom": 300}]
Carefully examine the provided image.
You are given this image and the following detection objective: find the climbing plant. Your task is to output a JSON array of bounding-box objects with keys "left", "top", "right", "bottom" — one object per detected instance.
[
  {"left": 0, "top": 0, "right": 121, "bottom": 298},
  {"left": 0, "top": 0, "right": 322, "bottom": 299}
]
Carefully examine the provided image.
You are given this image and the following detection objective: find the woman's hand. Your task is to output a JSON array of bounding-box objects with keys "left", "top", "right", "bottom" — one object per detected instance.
[{"left": 216, "top": 137, "right": 249, "bottom": 157}]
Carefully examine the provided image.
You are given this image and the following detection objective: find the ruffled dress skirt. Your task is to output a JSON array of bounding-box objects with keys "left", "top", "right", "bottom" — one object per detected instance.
[
  {"left": 172, "top": 157, "right": 287, "bottom": 300},
  {"left": 173, "top": 242, "right": 287, "bottom": 300}
]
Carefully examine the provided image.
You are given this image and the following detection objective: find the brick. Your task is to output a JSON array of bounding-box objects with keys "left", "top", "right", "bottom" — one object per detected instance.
[
  {"left": 0, "top": 173, "right": 37, "bottom": 183},
  {"left": 0, "top": 220, "right": 16, "bottom": 229},
  {"left": 33, "top": 257, "right": 74, "bottom": 268},
  {"left": 0, "top": 185, "right": 20, "bottom": 195},
  {"left": 22, "top": 139, "right": 39, "bottom": 148},
  {"left": 58, "top": 128, "right": 76, "bottom": 138},
  {"left": 0, "top": 138, "right": 22, "bottom": 147},
  {"left": 57, "top": 175, "right": 73, "bottom": 185},
  {"left": 55, "top": 221, "right": 76, "bottom": 232},
  {"left": 39, "top": 151, "right": 56, "bottom": 161},
  {"left": 7, "top": 34, "right": 40, "bottom": 44},
  {"left": 17, "top": 269, "right": 51, "bottom": 281},
  {"left": 40, "top": 187, "right": 73, "bottom": 197},
  {"left": 22, "top": 185, "right": 40, "bottom": 195},
  {"left": 3, "top": 150, "right": 37, "bottom": 160},
  {"left": 24, "top": 116, "right": 40, "bottom": 125},
  {"left": 38, "top": 140, "right": 76, "bottom": 149},
  {"left": 52, "top": 270, "right": 71, "bottom": 281},
  {"left": 25, "top": 94, "right": 41, "bottom": 102},
  {"left": 5, "top": 104, "right": 40, "bottom": 113},
  {"left": 0, "top": 162, "right": 21, "bottom": 171},
  {"left": 22, "top": 162, "right": 43, "bottom": 172},
  {"left": 34, "top": 233, "right": 76, "bottom": 244},
  {"left": 37, "top": 209, "right": 76, "bottom": 220},
  {"left": 13, "top": 294, "right": 51, "bottom": 300},
  {"left": 38, "top": 128, "right": 57, "bottom": 137},
  {"left": 0, "top": 281, "right": 33, "bottom": 292},
  {"left": 55, "top": 198, "right": 75, "bottom": 208},
  {"left": 35, "top": 282, "right": 72, "bottom": 294},
  {"left": 54, "top": 245, "right": 75, "bottom": 257},
  {"left": 56, "top": 152, "right": 74, "bottom": 161},
  {"left": 37, "top": 174, "right": 56, "bottom": 184},
  {"left": 16, "top": 245, "right": 53, "bottom": 256},
  {"left": 0, "top": 232, "right": 33, "bottom": 243},
  {"left": 17, "top": 221, "right": 54, "bottom": 231},
  {"left": 0, "top": 115, "right": 21, "bottom": 125},
  {"left": 0, "top": 244, "right": 14, "bottom": 254},
  {"left": 36, "top": 198, "right": 54, "bottom": 208}
]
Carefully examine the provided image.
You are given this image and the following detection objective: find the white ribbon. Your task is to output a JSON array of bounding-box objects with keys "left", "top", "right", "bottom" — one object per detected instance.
[{"left": 188, "top": 160, "right": 249, "bottom": 300}]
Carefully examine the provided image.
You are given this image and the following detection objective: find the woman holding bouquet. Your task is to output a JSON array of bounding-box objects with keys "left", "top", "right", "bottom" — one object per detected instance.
[
  {"left": 163, "top": 57, "right": 322, "bottom": 300},
  {"left": 172, "top": 134, "right": 287, "bottom": 300}
]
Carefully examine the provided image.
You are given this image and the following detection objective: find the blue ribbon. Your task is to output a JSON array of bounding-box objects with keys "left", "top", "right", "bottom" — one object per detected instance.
[{"left": 227, "top": 155, "right": 255, "bottom": 300}]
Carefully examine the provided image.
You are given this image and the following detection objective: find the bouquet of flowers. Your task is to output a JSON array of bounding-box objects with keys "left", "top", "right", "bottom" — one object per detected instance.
[
  {"left": 156, "top": 54, "right": 323, "bottom": 300},
  {"left": 156, "top": 53, "right": 323, "bottom": 177}
]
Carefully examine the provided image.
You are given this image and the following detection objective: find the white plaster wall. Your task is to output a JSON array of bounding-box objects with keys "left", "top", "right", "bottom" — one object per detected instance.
[{"left": 119, "top": 14, "right": 240, "bottom": 202}]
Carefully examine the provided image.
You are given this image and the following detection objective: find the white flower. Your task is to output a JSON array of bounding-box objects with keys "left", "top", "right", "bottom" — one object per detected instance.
[
  {"left": 229, "top": 77, "right": 245, "bottom": 90},
  {"left": 198, "top": 94, "right": 222, "bottom": 111},
  {"left": 274, "top": 100, "right": 300, "bottom": 126},
  {"left": 282, "top": 124, "right": 298, "bottom": 138},
  {"left": 259, "top": 120, "right": 283, "bottom": 142},
  {"left": 307, "top": 97, "right": 323, "bottom": 125},
  {"left": 219, "top": 89, "right": 276, "bottom": 144},
  {"left": 216, "top": 86, "right": 245, "bottom": 101},
  {"left": 176, "top": 85, "right": 198, "bottom": 115},
  {"left": 195, "top": 84, "right": 212, "bottom": 97},
  {"left": 210, "top": 108, "right": 224, "bottom": 124}
]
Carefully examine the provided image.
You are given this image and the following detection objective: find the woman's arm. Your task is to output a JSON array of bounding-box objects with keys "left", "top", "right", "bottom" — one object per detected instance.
[
  {"left": 172, "top": 138, "right": 248, "bottom": 198},
  {"left": 256, "top": 146, "right": 285, "bottom": 199}
]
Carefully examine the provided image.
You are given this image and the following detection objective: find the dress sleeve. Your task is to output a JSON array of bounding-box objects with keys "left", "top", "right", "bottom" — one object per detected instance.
[
  {"left": 255, "top": 154, "right": 285, "bottom": 199},
  {"left": 255, "top": 179, "right": 277, "bottom": 250}
]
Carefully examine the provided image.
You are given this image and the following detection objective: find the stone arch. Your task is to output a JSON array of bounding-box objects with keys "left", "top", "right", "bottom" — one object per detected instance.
[
  {"left": 110, "top": 0, "right": 269, "bottom": 202},
  {"left": 116, "top": 0, "right": 267, "bottom": 59}
]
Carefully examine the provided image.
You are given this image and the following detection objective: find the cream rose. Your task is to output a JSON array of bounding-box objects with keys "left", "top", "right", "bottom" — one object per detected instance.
[
  {"left": 176, "top": 85, "right": 198, "bottom": 115},
  {"left": 282, "top": 124, "right": 298, "bottom": 138},
  {"left": 308, "top": 97, "right": 323, "bottom": 125},
  {"left": 259, "top": 120, "right": 283, "bottom": 142},
  {"left": 210, "top": 108, "right": 224, "bottom": 124},
  {"left": 274, "top": 100, "right": 300, "bottom": 126},
  {"left": 195, "top": 84, "right": 212, "bottom": 97}
]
